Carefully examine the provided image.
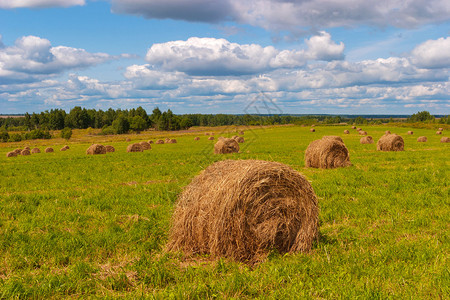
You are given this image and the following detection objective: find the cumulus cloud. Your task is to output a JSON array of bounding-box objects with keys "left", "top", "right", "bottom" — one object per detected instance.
[
  {"left": 124, "top": 64, "right": 188, "bottom": 89},
  {"left": 145, "top": 35, "right": 343, "bottom": 76},
  {"left": 110, "top": 0, "right": 450, "bottom": 31},
  {"left": 0, "top": 0, "right": 84, "bottom": 9},
  {"left": 411, "top": 37, "right": 450, "bottom": 69},
  {"left": 0, "top": 35, "right": 113, "bottom": 84}
]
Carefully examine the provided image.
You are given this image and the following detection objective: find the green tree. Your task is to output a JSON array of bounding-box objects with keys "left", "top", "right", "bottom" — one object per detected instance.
[
  {"left": 129, "top": 115, "right": 148, "bottom": 133},
  {"left": 408, "top": 111, "right": 435, "bottom": 123},
  {"left": 61, "top": 127, "right": 73, "bottom": 140},
  {"left": 112, "top": 114, "right": 130, "bottom": 134}
]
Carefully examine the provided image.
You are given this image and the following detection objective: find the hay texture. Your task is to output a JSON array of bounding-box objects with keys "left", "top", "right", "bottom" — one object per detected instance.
[
  {"left": 6, "top": 151, "right": 17, "bottom": 157},
  {"left": 24, "top": 146, "right": 30, "bottom": 150},
  {"left": 105, "top": 145, "right": 115, "bottom": 152},
  {"left": 214, "top": 138, "right": 239, "bottom": 154},
  {"left": 438, "top": 128, "right": 443, "bottom": 131},
  {"left": 60, "top": 146, "right": 68, "bottom": 151},
  {"left": 140, "top": 141, "right": 151, "bottom": 150},
  {"left": 167, "top": 139, "right": 177, "bottom": 144},
  {"left": 357, "top": 128, "right": 362, "bottom": 131},
  {"left": 359, "top": 130, "right": 368, "bottom": 135},
  {"left": 86, "top": 144, "right": 106, "bottom": 155},
  {"left": 20, "top": 149, "right": 31, "bottom": 156},
  {"left": 310, "top": 128, "right": 315, "bottom": 132},
  {"left": 385, "top": 130, "right": 391, "bottom": 134},
  {"left": 205, "top": 132, "right": 210, "bottom": 135},
  {"left": 167, "top": 159, "right": 319, "bottom": 263},
  {"left": 351, "top": 126, "right": 356, "bottom": 129},
  {"left": 436, "top": 131, "right": 442, "bottom": 135},
  {"left": 360, "top": 136, "right": 374, "bottom": 144},
  {"left": 233, "top": 136, "right": 245, "bottom": 143},
  {"left": 305, "top": 137, "right": 352, "bottom": 169},
  {"left": 45, "top": 147, "right": 54, "bottom": 153},
  {"left": 239, "top": 131, "right": 245, "bottom": 135},
  {"left": 377, "top": 134, "right": 404, "bottom": 151},
  {"left": 208, "top": 136, "right": 215, "bottom": 141},
  {"left": 148, "top": 140, "right": 154, "bottom": 144},
  {"left": 322, "top": 136, "right": 343, "bottom": 143},
  {"left": 417, "top": 136, "right": 427, "bottom": 142},
  {"left": 194, "top": 137, "right": 200, "bottom": 141},
  {"left": 441, "top": 137, "right": 450, "bottom": 143},
  {"left": 13, "top": 148, "right": 22, "bottom": 154},
  {"left": 156, "top": 139, "right": 164, "bottom": 144},
  {"left": 344, "top": 130, "right": 350, "bottom": 134},
  {"left": 407, "top": 131, "right": 414, "bottom": 135},
  {"left": 31, "top": 148, "right": 40, "bottom": 154},
  {"left": 127, "top": 143, "right": 143, "bottom": 152}
]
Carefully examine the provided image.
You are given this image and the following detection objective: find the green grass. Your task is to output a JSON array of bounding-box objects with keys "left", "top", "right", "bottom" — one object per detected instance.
[{"left": 0, "top": 125, "right": 449, "bottom": 298}]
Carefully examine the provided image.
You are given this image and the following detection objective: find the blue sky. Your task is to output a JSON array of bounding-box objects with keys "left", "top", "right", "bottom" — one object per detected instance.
[{"left": 0, "top": 0, "right": 449, "bottom": 115}]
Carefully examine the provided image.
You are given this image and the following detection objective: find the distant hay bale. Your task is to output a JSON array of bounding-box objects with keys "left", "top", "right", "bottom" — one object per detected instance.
[
  {"left": 127, "top": 143, "right": 143, "bottom": 152},
  {"left": 126, "top": 138, "right": 131, "bottom": 142},
  {"left": 86, "top": 144, "right": 106, "bottom": 155},
  {"left": 436, "top": 131, "right": 442, "bottom": 135},
  {"left": 351, "top": 126, "right": 356, "bottom": 129},
  {"left": 377, "top": 134, "right": 404, "bottom": 151},
  {"left": 194, "top": 137, "right": 200, "bottom": 141},
  {"left": 344, "top": 130, "right": 350, "bottom": 134},
  {"left": 407, "top": 131, "right": 414, "bottom": 135},
  {"left": 20, "top": 149, "right": 31, "bottom": 156},
  {"left": 31, "top": 148, "right": 40, "bottom": 154},
  {"left": 63, "top": 145, "right": 69, "bottom": 150},
  {"left": 310, "top": 128, "right": 315, "bottom": 132},
  {"left": 165, "top": 138, "right": 171, "bottom": 143},
  {"left": 167, "top": 139, "right": 177, "bottom": 144},
  {"left": 360, "top": 136, "right": 374, "bottom": 144},
  {"left": 417, "top": 136, "right": 427, "bottom": 142},
  {"left": 156, "top": 139, "right": 164, "bottom": 144},
  {"left": 359, "top": 130, "right": 367, "bottom": 135},
  {"left": 148, "top": 140, "right": 154, "bottom": 144},
  {"left": 357, "top": 128, "right": 362, "bottom": 131},
  {"left": 24, "top": 146, "right": 30, "bottom": 150},
  {"left": 311, "top": 125, "right": 315, "bottom": 127},
  {"left": 6, "top": 151, "right": 17, "bottom": 157},
  {"left": 233, "top": 136, "right": 245, "bottom": 143},
  {"left": 214, "top": 138, "right": 239, "bottom": 154},
  {"left": 210, "top": 133, "right": 215, "bottom": 136},
  {"left": 45, "top": 147, "right": 54, "bottom": 153},
  {"left": 385, "top": 130, "right": 391, "bottom": 134},
  {"left": 239, "top": 131, "right": 245, "bottom": 135},
  {"left": 305, "top": 137, "right": 352, "bottom": 169},
  {"left": 166, "top": 159, "right": 319, "bottom": 263},
  {"left": 322, "top": 136, "right": 343, "bottom": 143},
  {"left": 205, "top": 132, "right": 210, "bottom": 136},
  {"left": 441, "top": 137, "right": 450, "bottom": 143},
  {"left": 60, "top": 146, "right": 67, "bottom": 151},
  {"left": 208, "top": 136, "right": 215, "bottom": 141},
  {"left": 13, "top": 148, "right": 22, "bottom": 154},
  {"left": 105, "top": 145, "right": 115, "bottom": 152},
  {"left": 140, "top": 141, "right": 151, "bottom": 150},
  {"left": 438, "top": 128, "right": 443, "bottom": 131}
]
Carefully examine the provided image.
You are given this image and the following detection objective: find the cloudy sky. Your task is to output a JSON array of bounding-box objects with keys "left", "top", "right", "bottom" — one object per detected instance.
[{"left": 0, "top": 0, "right": 449, "bottom": 115}]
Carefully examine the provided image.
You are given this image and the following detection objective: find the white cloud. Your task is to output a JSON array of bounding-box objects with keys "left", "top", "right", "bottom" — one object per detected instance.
[
  {"left": 124, "top": 64, "right": 188, "bottom": 89},
  {"left": 110, "top": 0, "right": 450, "bottom": 31},
  {"left": 0, "top": 0, "right": 84, "bottom": 9},
  {"left": 411, "top": 37, "right": 450, "bottom": 69},
  {"left": 304, "top": 31, "right": 345, "bottom": 61}
]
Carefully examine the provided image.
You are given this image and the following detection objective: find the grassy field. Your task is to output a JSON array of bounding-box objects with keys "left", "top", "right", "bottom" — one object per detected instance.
[{"left": 0, "top": 125, "right": 449, "bottom": 298}]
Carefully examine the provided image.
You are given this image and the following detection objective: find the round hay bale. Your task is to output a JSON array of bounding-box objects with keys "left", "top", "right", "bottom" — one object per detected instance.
[
  {"left": 167, "top": 159, "right": 319, "bottom": 263},
  {"left": 140, "top": 141, "right": 151, "bottom": 150},
  {"left": 440, "top": 137, "right": 450, "bottom": 143},
  {"left": 168, "top": 139, "right": 177, "bottom": 144},
  {"left": 239, "top": 131, "right": 245, "bottom": 135},
  {"left": 322, "top": 136, "right": 343, "bottom": 143},
  {"left": 45, "top": 147, "right": 54, "bottom": 153},
  {"left": 360, "top": 136, "right": 374, "bottom": 144},
  {"left": 155, "top": 139, "right": 164, "bottom": 144},
  {"left": 20, "top": 149, "right": 31, "bottom": 156},
  {"left": 214, "top": 138, "right": 239, "bottom": 154},
  {"left": 24, "top": 146, "right": 30, "bottom": 150},
  {"left": 148, "top": 140, "right": 154, "bottom": 144},
  {"left": 86, "top": 144, "right": 106, "bottom": 155},
  {"left": 194, "top": 137, "right": 200, "bottom": 141},
  {"left": 126, "top": 138, "right": 131, "bottom": 142},
  {"left": 105, "top": 145, "right": 115, "bottom": 152},
  {"left": 234, "top": 136, "right": 245, "bottom": 143},
  {"left": 436, "top": 131, "right": 442, "bottom": 135},
  {"left": 305, "top": 137, "right": 352, "bottom": 169},
  {"left": 60, "top": 146, "right": 68, "bottom": 151},
  {"left": 407, "top": 131, "right": 414, "bottom": 135},
  {"left": 417, "top": 136, "right": 427, "bottom": 142},
  {"left": 357, "top": 128, "right": 362, "bottom": 131},
  {"left": 377, "top": 134, "right": 404, "bottom": 151},
  {"left": 6, "top": 151, "right": 17, "bottom": 157},
  {"left": 127, "top": 143, "right": 143, "bottom": 152},
  {"left": 310, "top": 128, "right": 315, "bottom": 132},
  {"left": 311, "top": 125, "right": 315, "bottom": 127},
  {"left": 351, "top": 126, "right": 356, "bottom": 129},
  {"left": 210, "top": 133, "right": 215, "bottom": 136},
  {"left": 205, "top": 132, "right": 210, "bottom": 135},
  {"left": 359, "top": 130, "right": 367, "bottom": 135},
  {"left": 438, "top": 127, "right": 443, "bottom": 131},
  {"left": 165, "top": 138, "right": 171, "bottom": 143},
  {"left": 208, "top": 136, "right": 215, "bottom": 141},
  {"left": 31, "top": 148, "right": 40, "bottom": 154},
  {"left": 344, "top": 130, "right": 350, "bottom": 134},
  {"left": 385, "top": 130, "right": 391, "bottom": 135},
  {"left": 63, "top": 145, "right": 69, "bottom": 150},
  {"left": 13, "top": 148, "right": 22, "bottom": 154}
]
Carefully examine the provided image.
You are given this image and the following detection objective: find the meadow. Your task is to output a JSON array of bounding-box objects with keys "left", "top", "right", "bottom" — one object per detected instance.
[{"left": 0, "top": 125, "right": 449, "bottom": 298}]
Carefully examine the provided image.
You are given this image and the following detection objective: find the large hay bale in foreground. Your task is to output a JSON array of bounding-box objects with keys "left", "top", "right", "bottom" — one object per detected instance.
[
  {"left": 322, "top": 136, "right": 343, "bottom": 143},
  {"left": 214, "top": 138, "right": 239, "bottom": 154},
  {"left": 167, "top": 160, "right": 319, "bottom": 263},
  {"left": 155, "top": 139, "right": 164, "bottom": 144},
  {"left": 45, "top": 147, "right": 54, "bottom": 153},
  {"left": 417, "top": 136, "right": 427, "bottom": 142},
  {"left": 6, "top": 151, "right": 17, "bottom": 157},
  {"left": 407, "top": 131, "right": 414, "bottom": 135},
  {"left": 344, "top": 130, "right": 350, "bottom": 134},
  {"left": 86, "top": 144, "right": 106, "bottom": 155},
  {"left": 127, "top": 143, "right": 143, "bottom": 152},
  {"left": 31, "top": 148, "right": 40, "bottom": 154},
  {"left": 105, "top": 145, "right": 115, "bottom": 152},
  {"left": 140, "top": 141, "right": 151, "bottom": 150},
  {"left": 20, "top": 149, "right": 31, "bottom": 156},
  {"left": 377, "top": 134, "right": 404, "bottom": 151},
  {"left": 441, "top": 137, "right": 450, "bottom": 143},
  {"left": 360, "top": 136, "right": 374, "bottom": 144},
  {"left": 305, "top": 137, "right": 352, "bottom": 169},
  {"left": 436, "top": 131, "right": 442, "bottom": 135}
]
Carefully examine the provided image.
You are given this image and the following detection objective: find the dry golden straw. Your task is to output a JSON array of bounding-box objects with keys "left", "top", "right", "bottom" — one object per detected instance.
[
  {"left": 140, "top": 141, "right": 151, "bottom": 150},
  {"left": 20, "top": 149, "right": 31, "bottom": 156},
  {"left": 105, "top": 145, "right": 115, "bottom": 152},
  {"left": 214, "top": 138, "right": 239, "bottom": 154},
  {"left": 344, "top": 130, "right": 350, "bottom": 134},
  {"left": 156, "top": 139, "right": 164, "bottom": 144},
  {"left": 441, "top": 137, "right": 450, "bottom": 143},
  {"left": 417, "top": 136, "right": 427, "bottom": 142},
  {"left": 194, "top": 137, "right": 200, "bottom": 141},
  {"left": 407, "top": 131, "right": 414, "bottom": 135},
  {"left": 310, "top": 128, "right": 315, "bottom": 132},
  {"left": 45, "top": 147, "right": 54, "bottom": 153},
  {"left": 167, "top": 159, "right": 319, "bottom": 264},
  {"left": 86, "top": 144, "right": 106, "bottom": 155},
  {"left": 127, "top": 143, "right": 143, "bottom": 152},
  {"left": 31, "top": 148, "right": 40, "bottom": 154},
  {"left": 436, "top": 131, "right": 442, "bottom": 135},
  {"left": 377, "top": 134, "right": 404, "bottom": 151},
  {"left": 6, "top": 151, "right": 17, "bottom": 157},
  {"left": 233, "top": 136, "right": 245, "bottom": 143},
  {"left": 305, "top": 136, "right": 351, "bottom": 169},
  {"left": 360, "top": 136, "right": 374, "bottom": 144},
  {"left": 208, "top": 136, "right": 215, "bottom": 140}
]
